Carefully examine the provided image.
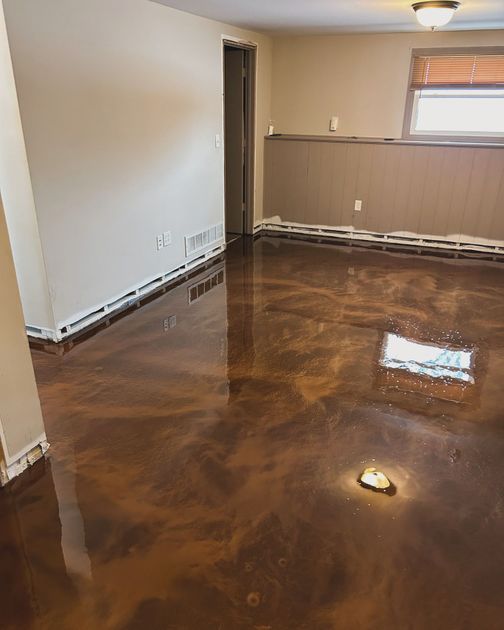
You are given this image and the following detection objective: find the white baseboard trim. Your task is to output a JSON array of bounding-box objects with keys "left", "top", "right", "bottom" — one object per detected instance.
[
  {"left": 259, "top": 221, "right": 504, "bottom": 256},
  {"left": 26, "top": 223, "right": 504, "bottom": 345},
  {"left": 27, "top": 243, "right": 226, "bottom": 343},
  {"left": 0, "top": 437, "right": 49, "bottom": 487}
]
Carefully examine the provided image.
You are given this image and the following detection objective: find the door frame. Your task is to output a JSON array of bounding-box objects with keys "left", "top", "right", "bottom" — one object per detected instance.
[{"left": 221, "top": 36, "right": 257, "bottom": 236}]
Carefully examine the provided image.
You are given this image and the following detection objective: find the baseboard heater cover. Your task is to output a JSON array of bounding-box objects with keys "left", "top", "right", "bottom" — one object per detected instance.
[
  {"left": 28, "top": 242, "right": 225, "bottom": 343},
  {"left": 0, "top": 438, "right": 49, "bottom": 486},
  {"left": 260, "top": 221, "right": 504, "bottom": 256},
  {"left": 27, "top": 221, "right": 503, "bottom": 344}
]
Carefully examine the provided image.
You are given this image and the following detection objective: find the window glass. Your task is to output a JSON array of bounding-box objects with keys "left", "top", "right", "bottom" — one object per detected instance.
[{"left": 412, "top": 88, "right": 504, "bottom": 137}]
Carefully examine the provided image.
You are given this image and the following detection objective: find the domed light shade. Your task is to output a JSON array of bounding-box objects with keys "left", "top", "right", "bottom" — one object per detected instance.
[{"left": 412, "top": 1, "right": 461, "bottom": 29}]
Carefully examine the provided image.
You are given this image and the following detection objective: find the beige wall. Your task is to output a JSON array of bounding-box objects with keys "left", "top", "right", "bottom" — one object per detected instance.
[
  {"left": 0, "top": 1, "right": 55, "bottom": 332},
  {"left": 0, "top": 193, "right": 46, "bottom": 480},
  {"left": 272, "top": 29, "right": 504, "bottom": 138},
  {"left": 3, "top": 2, "right": 503, "bottom": 335},
  {"left": 3, "top": 0, "right": 272, "bottom": 332}
]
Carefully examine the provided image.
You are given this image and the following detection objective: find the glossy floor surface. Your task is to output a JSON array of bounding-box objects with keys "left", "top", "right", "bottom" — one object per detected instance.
[{"left": 2, "top": 237, "right": 504, "bottom": 629}]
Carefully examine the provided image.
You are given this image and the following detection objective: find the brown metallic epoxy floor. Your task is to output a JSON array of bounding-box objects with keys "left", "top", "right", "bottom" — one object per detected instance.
[{"left": 2, "top": 236, "right": 504, "bottom": 630}]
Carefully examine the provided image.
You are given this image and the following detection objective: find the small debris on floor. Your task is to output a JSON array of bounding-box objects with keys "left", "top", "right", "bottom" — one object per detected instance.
[
  {"left": 247, "top": 592, "right": 261, "bottom": 607},
  {"left": 358, "top": 467, "right": 396, "bottom": 496},
  {"left": 449, "top": 448, "right": 461, "bottom": 463}
]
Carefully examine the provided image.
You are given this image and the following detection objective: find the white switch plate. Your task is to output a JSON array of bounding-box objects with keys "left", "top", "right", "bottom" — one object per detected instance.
[
  {"left": 330, "top": 116, "right": 339, "bottom": 132},
  {"left": 215, "top": 134, "right": 222, "bottom": 148},
  {"left": 163, "top": 315, "right": 177, "bottom": 331},
  {"left": 156, "top": 234, "right": 164, "bottom": 250},
  {"left": 354, "top": 200, "right": 362, "bottom": 212},
  {"left": 163, "top": 231, "right": 172, "bottom": 247}
]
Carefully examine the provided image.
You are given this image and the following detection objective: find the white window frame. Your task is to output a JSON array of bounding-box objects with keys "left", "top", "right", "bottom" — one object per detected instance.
[{"left": 403, "top": 47, "right": 504, "bottom": 144}]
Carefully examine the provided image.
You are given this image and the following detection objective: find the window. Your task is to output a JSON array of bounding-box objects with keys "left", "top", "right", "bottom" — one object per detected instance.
[{"left": 403, "top": 48, "right": 504, "bottom": 142}]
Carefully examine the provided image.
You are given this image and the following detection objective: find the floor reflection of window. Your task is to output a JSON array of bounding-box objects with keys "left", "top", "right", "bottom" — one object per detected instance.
[{"left": 380, "top": 333, "right": 474, "bottom": 384}]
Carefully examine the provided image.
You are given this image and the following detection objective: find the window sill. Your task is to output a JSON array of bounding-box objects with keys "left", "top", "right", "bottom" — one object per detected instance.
[{"left": 264, "top": 134, "right": 504, "bottom": 149}]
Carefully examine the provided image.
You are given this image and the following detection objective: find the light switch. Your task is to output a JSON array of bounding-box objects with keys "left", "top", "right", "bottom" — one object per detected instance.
[
  {"left": 330, "top": 116, "right": 339, "bottom": 132},
  {"left": 215, "top": 134, "right": 222, "bottom": 148}
]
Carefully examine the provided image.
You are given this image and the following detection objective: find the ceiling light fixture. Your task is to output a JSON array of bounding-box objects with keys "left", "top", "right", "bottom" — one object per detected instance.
[{"left": 412, "top": 1, "right": 461, "bottom": 30}]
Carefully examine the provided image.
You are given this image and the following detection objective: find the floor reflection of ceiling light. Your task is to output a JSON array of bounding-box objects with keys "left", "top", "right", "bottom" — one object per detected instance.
[
  {"left": 381, "top": 333, "right": 474, "bottom": 384},
  {"left": 358, "top": 468, "right": 397, "bottom": 496}
]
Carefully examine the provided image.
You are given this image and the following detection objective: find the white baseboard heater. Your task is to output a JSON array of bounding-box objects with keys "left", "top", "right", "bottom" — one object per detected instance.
[
  {"left": 28, "top": 242, "right": 225, "bottom": 343},
  {"left": 27, "top": 220, "right": 504, "bottom": 344},
  {"left": 260, "top": 221, "right": 504, "bottom": 256}
]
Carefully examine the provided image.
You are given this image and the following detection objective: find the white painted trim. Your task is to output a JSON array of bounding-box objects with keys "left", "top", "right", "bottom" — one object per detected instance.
[
  {"left": 221, "top": 33, "right": 259, "bottom": 235},
  {"left": 221, "top": 34, "right": 258, "bottom": 48},
  {"left": 27, "top": 220, "right": 504, "bottom": 345},
  {"left": 0, "top": 409, "right": 47, "bottom": 470},
  {"left": 259, "top": 220, "right": 504, "bottom": 255},
  {"left": 0, "top": 435, "right": 49, "bottom": 486},
  {"left": 1, "top": 431, "right": 47, "bottom": 467},
  {"left": 220, "top": 37, "right": 227, "bottom": 237},
  {"left": 26, "top": 325, "right": 60, "bottom": 343},
  {"left": 27, "top": 243, "right": 226, "bottom": 343},
  {"left": 253, "top": 221, "right": 263, "bottom": 235}
]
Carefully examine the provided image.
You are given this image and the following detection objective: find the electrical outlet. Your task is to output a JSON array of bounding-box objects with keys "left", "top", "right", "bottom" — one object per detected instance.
[
  {"left": 163, "top": 231, "right": 172, "bottom": 247},
  {"left": 156, "top": 234, "right": 164, "bottom": 250},
  {"left": 354, "top": 200, "right": 362, "bottom": 212},
  {"left": 163, "top": 315, "right": 177, "bottom": 331},
  {"left": 215, "top": 134, "right": 222, "bottom": 148}
]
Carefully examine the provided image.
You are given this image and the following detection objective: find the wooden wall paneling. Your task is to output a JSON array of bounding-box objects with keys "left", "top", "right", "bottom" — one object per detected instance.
[
  {"left": 480, "top": 150, "right": 504, "bottom": 241},
  {"left": 389, "top": 145, "right": 416, "bottom": 235},
  {"left": 328, "top": 143, "right": 348, "bottom": 228},
  {"left": 487, "top": 154, "right": 504, "bottom": 242},
  {"left": 402, "top": 146, "right": 432, "bottom": 236},
  {"left": 263, "top": 139, "right": 275, "bottom": 218},
  {"left": 430, "top": 148, "right": 461, "bottom": 239},
  {"left": 290, "top": 141, "right": 310, "bottom": 224},
  {"left": 341, "top": 143, "right": 361, "bottom": 228},
  {"left": 461, "top": 149, "right": 503, "bottom": 242},
  {"left": 263, "top": 139, "right": 284, "bottom": 219},
  {"left": 444, "top": 148, "right": 475, "bottom": 241},
  {"left": 417, "top": 147, "right": 446, "bottom": 237},
  {"left": 353, "top": 144, "right": 375, "bottom": 232},
  {"left": 460, "top": 149, "right": 492, "bottom": 242},
  {"left": 305, "top": 142, "right": 322, "bottom": 225},
  {"left": 365, "top": 144, "right": 391, "bottom": 233},
  {"left": 364, "top": 144, "right": 384, "bottom": 233},
  {"left": 306, "top": 142, "right": 334, "bottom": 227},
  {"left": 263, "top": 138, "right": 504, "bottom": 247},
  {"left": 273, "top": 140, "right": 309, "bottom": 223},
  {"left": 377, "top": 144, "right": 404, "bottom": 235}
]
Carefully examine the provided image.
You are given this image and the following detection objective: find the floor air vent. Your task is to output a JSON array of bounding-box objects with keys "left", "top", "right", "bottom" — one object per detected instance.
[{"left": 185, "top": 223, "right": 224, "bottom": 257}]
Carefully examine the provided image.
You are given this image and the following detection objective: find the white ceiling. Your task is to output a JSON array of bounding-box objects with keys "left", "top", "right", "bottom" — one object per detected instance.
[{"left": 150, "top": 0, "right": 504, "bottom": 34}]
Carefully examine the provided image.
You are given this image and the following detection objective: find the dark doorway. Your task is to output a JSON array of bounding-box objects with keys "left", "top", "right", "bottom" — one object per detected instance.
[{"left": 223, "top": 41, "right": 256, "bottom": 243}]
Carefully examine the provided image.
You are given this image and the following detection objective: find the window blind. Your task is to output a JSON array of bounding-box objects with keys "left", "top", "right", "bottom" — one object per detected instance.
[{"left": 410, "top": 54, "right": 504, "bottom": 90}]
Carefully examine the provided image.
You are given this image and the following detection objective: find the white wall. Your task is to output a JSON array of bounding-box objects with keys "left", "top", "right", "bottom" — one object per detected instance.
[
  {"left": 0, "top": 192, "right": 47, "bottom": 483},
  {"left": 3, "top": 0, "right": 272, "bottom": 331},
  {"left": 272, "top": 29, "right": 504, "bottom": 138},
  {"left": 0, "top": 1, "right": 55, "bottom": 331}
]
